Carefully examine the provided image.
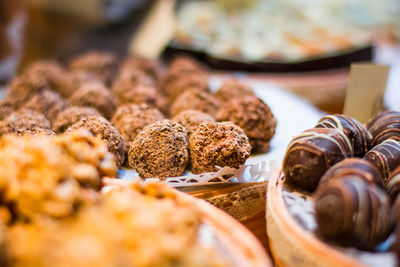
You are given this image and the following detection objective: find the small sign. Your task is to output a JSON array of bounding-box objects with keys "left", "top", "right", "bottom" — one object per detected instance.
[{"left": 343, "top": 64, "right": 390, "bottom": 123}]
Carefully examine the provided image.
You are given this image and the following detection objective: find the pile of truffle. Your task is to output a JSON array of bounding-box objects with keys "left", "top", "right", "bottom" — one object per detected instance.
[
  {"left": 0, "top": 51, "right": 276, "bottom": 179},
  {"left": 283, "top": 111, "right": 400, "bottom": 255}
]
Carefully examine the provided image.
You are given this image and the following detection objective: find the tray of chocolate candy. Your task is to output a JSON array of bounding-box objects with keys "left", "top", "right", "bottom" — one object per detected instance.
[{"left": 267, "top": 111, "right": 400, "bottom": 267}]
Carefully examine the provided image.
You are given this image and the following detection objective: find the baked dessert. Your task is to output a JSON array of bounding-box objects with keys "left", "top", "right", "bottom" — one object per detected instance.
[
  {"left": 66, "top": 116, "right": 126, "bottom": 167},
  {"left": 170, "top": 89, "right": 219, "bottom": 117},
  {"left": 53, "top": 106, "right": 102, "bottom": 133},
  {"left": 68, "top": 81, "right": 118, "bottom": 120},
  {"left": 111, "top": 104, "right": 164, "bottom": 147},
  {"left": 189, "top": 122, "right": 251, "bottom": 174},
  {"left": 172, "top": 109, "right": 215, "bottom": 136},
  {"left": 216, "top": 96, "right": 276, "bottom": 153},
  {"left": 128, "top": 120, "right": 189, "bottom": 179}
]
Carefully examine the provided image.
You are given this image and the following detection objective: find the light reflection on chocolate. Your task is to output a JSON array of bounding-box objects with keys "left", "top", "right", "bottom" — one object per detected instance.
[
  {"left": 366, "top": 111, "right": 400, "bottom": 147},
  {"left": 386, "top": 165, "right": 400, "bottom": 200}
]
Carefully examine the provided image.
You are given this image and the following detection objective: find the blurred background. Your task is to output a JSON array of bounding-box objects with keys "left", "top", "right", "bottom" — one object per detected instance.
[{"left": 1, "top": 0, "right": 399, "bottom": 112}]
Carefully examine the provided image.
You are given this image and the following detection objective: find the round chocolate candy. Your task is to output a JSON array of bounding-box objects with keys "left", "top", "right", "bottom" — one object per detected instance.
[
  {"left": 364, "top": 139, "right": 400, "bottom": 182},
  {"left": 318, "top": 158, "right": 383, "bottom": 188},
  {"left": 283, "top": 128, "right": 353, "bottom": 192},
  {"left": 314, "top": 176, "right": 392, "bottom": 250},
  {"left": 386, "top": 165, "right": 400, "bottom": 200},
  {"left": 315, "top": 114, "right": 372, "bottom": 157},
  {"left": 366, "top": 110, "right": 400, "bottom": 146},
  {"left": 392, "top": 194, "right": 400, "bottom": 222}
]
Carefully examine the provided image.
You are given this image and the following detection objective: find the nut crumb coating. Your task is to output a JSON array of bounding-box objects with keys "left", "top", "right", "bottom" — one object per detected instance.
[
  {"left": 170, "top": 89, "right": 219, "bottom": 117},
  {"left": 0, "top": 98, "right": 16, "bottom": 121},
  {"left": 189, "top": 122, "right": 251, "bottom": 174},
  {"left": 172, "top": 110, "right": 215, "bottom": 136},
  {"left": 53, "top": 106, "right": 102, "bottom": 133},
  {"left": 128, "top": 120, "right": 189, "bottom": 179},
  {"left": 7, "top": 73, "right": 49, "bottom": 108},
  {"left": 66, "top": 116, "right": 126, "bottom": 167},
  {"left": 23, "top": 60, "right": 66, "bottom": 93},
  {"left": 215, "top": 78, "right": 256, "bottom": 102}
]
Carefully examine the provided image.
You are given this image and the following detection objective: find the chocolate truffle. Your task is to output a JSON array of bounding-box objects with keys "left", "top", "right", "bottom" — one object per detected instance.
[
  {"left": 23, "top": 89, "right": 68, "bottom": 124},
  {"left": 7, "top": 73, "right": 49, "bottom": 108},
  {"left": 128, "top": 120, "right": 189, "bottom": 178},
  {"left": 215, "top": 78, "right": 256, "bottom": 102},
  {"left": 366, "top": 110, "right": 400, "bottom": 146},
  {"left": 385, "top": 165, "right": 400, "bottom": 200},
  {"left": 53, "top": 106, "right": 102, "bottom": 133},
  {"left": 111, "top": 104, "right": 165, "bottom": 146},
  {"left": 189, "top": 122, "right": 251, "bottom": 174},
  {"left": 216, "top": 96, "right": 276, "bottom": 153},
  {"left": 68, "top": 51, "right": 117, "bottom": 85},
  {"left": 315, "top": 114, "right": 371, "bottom": 157},
  {"left": 66, "top": 116, "right": 126, "bottom": 166},
  {"left": 120, "top": 56, "right": 165, "bottom": 84},
  {"left": 59, "top": 70, "right": 102, "bottom": 98},
  {"left": 68, "top": 81, "right": 118, "bottom": 119},
  {"left": 318, "top": 158, "right": 383, "bottom": 188},
  {"left": 314, "top": 176, "right": 391, "bottom": 250},
  {"left": 364, "top": 139, "right": 400, "bottom": 181},
  {"left": 392, "top": 194, "right": 400, "bottom": 222},
  {"left": 167, "top": 56, "right": 206, "bottom": 79},
  {"left": 170, "top": 89, "right": 219, "bottom": 117},
  {"left": 0, "top": 109, "right": 53, "bottom": 136},
  {"left": 172, "top": 110, "right": 215, "bottom": 136},
  {"left": 283, "top": 128, "right": 353, "bottom": 192},
  {"left": 0, "top": 98, "right": 16, "bottom": 120},
  {"left": 23, "top": 60, "right": 66, "bottom": 93},
  {"left": 164, "top": 73, "right": 209, "bottom": 101}
]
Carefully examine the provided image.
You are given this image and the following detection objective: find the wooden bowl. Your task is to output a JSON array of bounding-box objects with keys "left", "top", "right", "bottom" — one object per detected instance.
[
  {"left": 266, "top": 167, "right": 366, "bottom": 267},
  {"left": 104, "top": 178, "right": 272, "bottom": 267}
]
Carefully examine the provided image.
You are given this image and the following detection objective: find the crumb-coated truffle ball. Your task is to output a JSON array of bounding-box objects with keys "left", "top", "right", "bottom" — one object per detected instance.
[
  {"left": 59, "top": 70, "right": 103, "bottom": 98},
  {"left": 23, "top": 60, "right": 66, "bottom": 93},
  {"left": 0, "top": 109, "right": 54, "bottom": 136},
  {"left": 69, "top": 81, "right": 118, "bottom": 119},
  {"left": 216, "top": 96, "right": 276, "bottom": 153},
  {"left": 53, "top": 106, "right": 102, "bottom": 133},
  {"left": 23, "top": 89, "right": 68, "bottom": 124},
  {"left": 7, "top": 73, "right": 49, "bottom": 108},
  {"left": 66, "top": 116, "right": 126, "bottom": 166},
  {"left": 0, "top": 98, "right": 16, "bottom": 120},
  {"left": 189, "top": 122, "right": 251, "bottom": 174},
  {"left": 163, "top": 73, "right": 209, "bottom": 101},
  {"left": 167, "top": 56, "right": 206, "bottom": 79},
  {"left": 68, "top": 51, "right": 117, "bottom": 85},
  {"left": 172, "top": 110, "right": 215, "bottom": 136},
  {"left": 120, "top": 56, "right": 166, "bottom": 84},
  {"left": 215, "top": 78, "right": 256, "bottom": 102},
  {"left": 111, "top": 104, "right": 164, "bottom": 146},
  {"left": 170, "top": 89, "right": 219, "bottom": 117},
  {"left": 128, "top": 120, "right": 189, "bottom": 179}
]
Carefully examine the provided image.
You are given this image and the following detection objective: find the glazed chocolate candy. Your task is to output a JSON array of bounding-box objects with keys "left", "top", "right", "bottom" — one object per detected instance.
[
  {"left": 314, "top": 176, "right": 392, "bottom": 250},
  {"left": 283, "top": 128, "right": 352, "bottom": 192},
  {"left": 318, "top": 158, "right": 383, "bottom": 188},
  {"left": 364, "top": 139, "right": 400, "bottom": 182},
  {"left": 366, "top": 110, "right": 400, "bottom": 147},
  {"left": 386, "top": 165, "right": 400, "bottom": 200},
  {"left": 315, "top": 114, "right": 372, "bottom": 157}
]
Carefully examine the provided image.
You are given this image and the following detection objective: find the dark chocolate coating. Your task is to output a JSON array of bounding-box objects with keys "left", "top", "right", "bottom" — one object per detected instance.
[
  {"left": 364, "top": 139, "right": 400, "bottom": 181},
  {"left": 283, "top": 128, "right": 352, "bottom": 192},
  {"left": 392, "top": 194, "right": 400, "bottom": 222},
  {"left": 314, "top": 176, "right": 392, "bottom": 250},
  {"left": 315, "top": 114, "right": 372, "bottom": 157},
  {"left": 366, "top": 110, "right": 400, "bottom": 146},
  {"left": 386, "top": 165, "right": 400, "bottom": 200},
  {"left": 318, "top": 158, "right": 383, "bottom": 188}
]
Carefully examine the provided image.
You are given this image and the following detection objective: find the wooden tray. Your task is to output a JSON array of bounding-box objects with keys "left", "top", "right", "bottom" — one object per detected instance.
[{"left": 266, "top": 167, "right": 366, "bottom": 267}]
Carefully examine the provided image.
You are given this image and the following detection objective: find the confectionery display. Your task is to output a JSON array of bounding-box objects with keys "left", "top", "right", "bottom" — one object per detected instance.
[
  {"left": 0, "top": 109, "right": 54, "bottom": 136},
  {"left": 172, "top": 109, "right": 215, "bottom": 136},
  {"left": 366, "top": 111, "right": 400, "bottom": 146},
  {"left": 215, "top": 78, "right": 256, "bottom": 102},
  {"left": 53, "top": 106, "right": 102, "bottom": 133},
  {"left": 170, "top": 89, "right": 219, "bottom": 117}
]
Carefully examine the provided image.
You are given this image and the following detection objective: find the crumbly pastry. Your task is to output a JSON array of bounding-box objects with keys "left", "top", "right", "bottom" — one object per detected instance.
[
  {"left": 172, "top": 109, "right": 215, "bottom": 136},
  {"left": 111, "top": 104, "right": 164, "bottom": 147},
  {"left": 283, "top": 128, "right": 353, "bottom": 192},
  {"left": 315, "top": 114, "right": 372, "bottom": 157},
  {"left": 68, "top": 51, "right": 117, "bottom": 85},
  {"left": 364, "top": 139, "right": 400, "bottom": 182},
  {"left": 23, "top": 89, "right": 68, "bottom": 124},
  {"left": 366, "top": 110, "right": 400, "bottom": 146},
  {"left": 318, "top": 158, "right": 383, "bottom": 188},
  {"left": 68, "top": 81, "right": 118, "bottom": 119},
  {"left": 128, "top": 120, "right": 189, "bottom": 179},
  {"left": 170, "top": 89, "right": 219, "bottom": 117},
  {"left": 53, "top": 106, "right": 102, "bottom": 133},
  {"left": 66, "top": 116, "right": 126, "bottom": 167},
  {"left": 0, "top": 109, "right": 53, "bottom": 137},
  {"left": 189, "top": 122, "right": 251, "bottom": 174},
  {"left": 314, "top": 176, "right": 391, "bottom": 250},
  {"left": 215, "top": 78, "right": 256, "bottom": 102},
  {"left": 23, "top": 60, "right": 66, "bottom": 93},
  {"left": 216, "top": 96, "right": 276, "bottom": 153}
]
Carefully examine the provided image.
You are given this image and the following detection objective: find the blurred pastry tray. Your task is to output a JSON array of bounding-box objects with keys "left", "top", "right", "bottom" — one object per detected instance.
[{"left": 163, "top": 43, "right": 373, "bottom": 72}]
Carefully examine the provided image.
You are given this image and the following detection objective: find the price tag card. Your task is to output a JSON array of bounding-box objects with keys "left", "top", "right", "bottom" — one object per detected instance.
[{"left": 343, "top": 64, "right": 390, "bottom": 123}]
